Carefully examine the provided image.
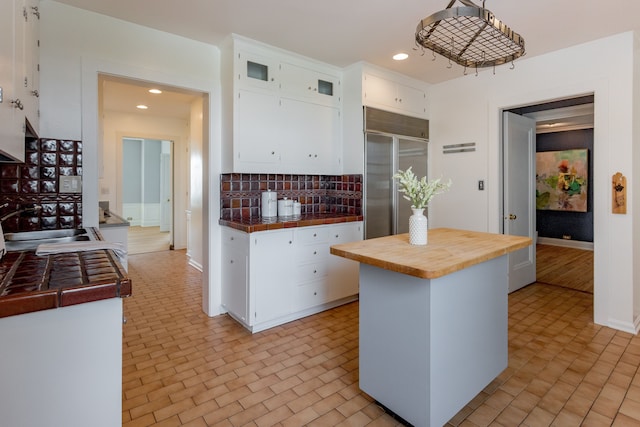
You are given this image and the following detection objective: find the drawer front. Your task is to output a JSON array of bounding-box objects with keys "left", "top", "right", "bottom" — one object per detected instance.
[
  {"left": 296, "top": 262, "right": 327, "bottom": 283},
  {"left": 329, "top": 222, "right": 363, "bottom": 244},
  {"left": 222, "top": 228, "right": 249, "bottom": 249},
  {"left": 296, "top": 281, "right": 330, "bottom": 310},
  {"left": 296, "top": 226, "right": 329, "bottom": 245},
  {"left": 296, "top": 243, "right": 328, "bottom": 264}
]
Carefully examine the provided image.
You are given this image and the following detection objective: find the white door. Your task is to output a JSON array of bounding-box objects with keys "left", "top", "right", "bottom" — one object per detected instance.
[
  {"left": 159, "top": 141, "right": 172, "bottom": 234},
  {"left": 503, "top": 112, "right": 536, "bottom": 292}
]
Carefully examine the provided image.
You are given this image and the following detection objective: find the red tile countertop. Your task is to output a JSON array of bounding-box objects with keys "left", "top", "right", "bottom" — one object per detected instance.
[
  {"left": 0, "top": 227, "right": 131, "bottom": 318},
  {"left": 219, "top": 213, "right": 363, "bottom": 233}
]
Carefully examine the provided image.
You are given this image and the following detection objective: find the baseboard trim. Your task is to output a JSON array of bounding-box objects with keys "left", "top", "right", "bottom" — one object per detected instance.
[
  {"left": 537, "top": 237, "right": 593, "bottom": 251},
  {"left": 188, "top": 258, "right": 203, "bottom": 272}
]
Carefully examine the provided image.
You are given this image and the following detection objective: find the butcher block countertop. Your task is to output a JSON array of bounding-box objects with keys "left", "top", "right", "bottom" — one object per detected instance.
[{"left": 330, "top": 228, "right": 532, "bottom": 279}]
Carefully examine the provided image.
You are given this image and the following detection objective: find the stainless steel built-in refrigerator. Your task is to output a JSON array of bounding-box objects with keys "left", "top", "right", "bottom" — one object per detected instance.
[{"left": 364, "top": 107, "right": 429, "bottom": 239}]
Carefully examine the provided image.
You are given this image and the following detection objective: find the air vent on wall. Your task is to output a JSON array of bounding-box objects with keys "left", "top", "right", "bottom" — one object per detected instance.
[{"left": 443, "top": 142, "right": 476, "bottom": 154}]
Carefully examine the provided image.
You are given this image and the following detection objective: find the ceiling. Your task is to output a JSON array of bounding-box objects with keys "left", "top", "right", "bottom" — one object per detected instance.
[
  {"left": 84, "top": 0, "right": 619, "bottom": 126},
  {"left": 54, "top": 0, "right": 640, "bottom": 84}
]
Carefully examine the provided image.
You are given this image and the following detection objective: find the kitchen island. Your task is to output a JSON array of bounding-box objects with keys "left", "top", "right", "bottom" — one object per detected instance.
[{"left": 330, "top": 228, "right": 531, "bottom": 427}]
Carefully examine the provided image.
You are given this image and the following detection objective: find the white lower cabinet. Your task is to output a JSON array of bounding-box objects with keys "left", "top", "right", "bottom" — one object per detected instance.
[{"left": 221, "top": 222, "right": 362, "bottom": 332}]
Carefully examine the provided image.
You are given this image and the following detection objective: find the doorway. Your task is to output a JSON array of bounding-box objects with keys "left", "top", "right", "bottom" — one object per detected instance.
[
  {"left": 98, "top": 73, "right": 205, "bottom": 260},
  {"left": 120, "top": 137, "right": 173, "bottom": 254},
  {"left": 503, "top": 95, "right": 595, "bottom": 294}
]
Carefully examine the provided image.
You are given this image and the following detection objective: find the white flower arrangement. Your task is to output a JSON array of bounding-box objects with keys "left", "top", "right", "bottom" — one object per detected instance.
[{"left": 393, "top": 167, "right": 451, "bottom": 209}]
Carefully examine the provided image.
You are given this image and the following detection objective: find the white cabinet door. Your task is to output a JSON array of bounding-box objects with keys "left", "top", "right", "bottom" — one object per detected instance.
[
  {"left": 234, "top": 89, "right": 281, "bottom": 171},
  {"left": 328, "top": 222, "right": 363, "bottom": 299},
  {"left": 280, "top": 98, "right": 340, "bottom": 174},
  {"left": 250, "top": 230, "right": 294, "bottom": 324},
  {"left": 22, "top": 0, "right": 39, "bottom": 134},
  {"left": 279, "top": 61, "right": 340, "bottom": 107},
  {"left": 222, "top": 246, "right": 249, "bottom": 322},
  {"left": 236, "top": 50, "right": 278, "bottom": 92},
  {"left": 396, "top": 81, "right": 427, "bottom": 117},
  {"left": 363, "top": 73, "right": 398, "bottom": 111},
  {"left": 363, "top": 73, "right": 426, "bottom": 117},
  {"left": 0, "top": 0, "right": 26, "bottom": 162},
  {"left": 221, "top": 229, "right": 249, "bottom": 323}
]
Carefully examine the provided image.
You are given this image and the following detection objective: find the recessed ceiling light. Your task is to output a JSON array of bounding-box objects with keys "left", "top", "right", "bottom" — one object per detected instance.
[
  {"left": 393, "top": 53, "right": 409, "bottom": 61},
  {"left": 136, "top": 104, "right": 148, "bottom": 110},
  {"left": 149, "top": 89, "right": 162, "bottom": 94}
]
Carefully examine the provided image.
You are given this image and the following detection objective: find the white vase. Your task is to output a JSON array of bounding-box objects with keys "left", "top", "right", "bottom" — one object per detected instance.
[{"left": 409, "top": 208, "right": 428, "bottom": 245}]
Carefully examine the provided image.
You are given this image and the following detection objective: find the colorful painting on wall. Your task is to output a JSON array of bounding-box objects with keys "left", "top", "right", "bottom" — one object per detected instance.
[{"left": 536, "top": 149, "right": 588, "bottom": 212}]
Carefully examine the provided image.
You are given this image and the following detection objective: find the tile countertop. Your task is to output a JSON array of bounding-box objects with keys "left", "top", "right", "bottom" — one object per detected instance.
[
  {"left": 219, "top": 213, "right": 363, "bottom": 233},
  {"left": 0, "top": 227, "right": 131, "bottom": 318}
]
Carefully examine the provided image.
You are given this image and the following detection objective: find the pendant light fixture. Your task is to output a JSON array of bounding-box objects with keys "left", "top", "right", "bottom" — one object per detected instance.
[{"left": 415, "top": 0, "right": 525, "bottom": 69}]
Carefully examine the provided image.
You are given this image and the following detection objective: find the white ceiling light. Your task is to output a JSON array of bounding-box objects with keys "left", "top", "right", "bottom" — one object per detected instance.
[
  {"left": 393, "top": 53, "right": 409, "bottom": 61},
  {"left": 149, "top": 89, "right": 162, "bottom": 94},
  {"left": 136, "top": 104, "right": 148, "bottom": 109}
]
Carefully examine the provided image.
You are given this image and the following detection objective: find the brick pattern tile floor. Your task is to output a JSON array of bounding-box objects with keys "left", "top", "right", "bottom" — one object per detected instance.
[{"left": 122, "top": 250, "right": 640, "bottom": 427}]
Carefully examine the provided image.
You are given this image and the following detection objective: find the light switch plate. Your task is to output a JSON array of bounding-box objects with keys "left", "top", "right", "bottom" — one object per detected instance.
[{"left": 60, "top": 175, "right": 82, "bottom": 193}]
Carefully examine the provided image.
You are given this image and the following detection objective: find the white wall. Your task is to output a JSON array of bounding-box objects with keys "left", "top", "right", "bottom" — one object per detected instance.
[
  {"left": 101, "top": 111, "right": 190, "bottom": 249},
  {"left": 633, "top": 33, "right": 640, "bottom": 323},
  {"left": 428, "top": 32, "right": 638, "bottom": 332},
  {"left": 189, "top": 98, "right": 205, "bottom": 272},
  {"left": 39, "top": 0, "right": 223, "bottom": 316}
]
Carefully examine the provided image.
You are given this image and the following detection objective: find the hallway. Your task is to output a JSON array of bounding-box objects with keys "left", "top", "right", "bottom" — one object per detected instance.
[{"left": 123, "top": 250, "right": 640, "bottom": 426}]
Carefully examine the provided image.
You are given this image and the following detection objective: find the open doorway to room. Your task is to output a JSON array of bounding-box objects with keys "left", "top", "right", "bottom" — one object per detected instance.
[
  {"left": 98, "top": 74, "right": 206, "bottom": 261},
  {"left": 120, "top": 137, "right": 173, "bottom": 254},
  {"left": 504, "top": 95, "right": 595, "bottom": 295}
]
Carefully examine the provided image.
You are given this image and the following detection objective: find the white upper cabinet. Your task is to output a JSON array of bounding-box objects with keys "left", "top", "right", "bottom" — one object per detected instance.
[
  {"left": 22, "top": 0, "right": 39, "bottom": 135},
  {"left": 363, "top": 72, "right": 427, "bottom": 117},
  {"left": 236, "top": 50, "right": 278, "bottom": 92},
  {"left": 234, "top": 88, "right": 281, "bottom": 168},
  {"left": 0, "top": 0, "right": 23, "bottom": 162},
  {"left": 224, "top": 35, "right": 343, "bottom": 174},
  {"left": 279, "top": 61, "right": 340, "bottom": 107},
  {"left": 279, "top": 97, "right": 340, "bottom": 174},
  {"left": 0, "top": 0, "right": 39, "bottom": 162}
]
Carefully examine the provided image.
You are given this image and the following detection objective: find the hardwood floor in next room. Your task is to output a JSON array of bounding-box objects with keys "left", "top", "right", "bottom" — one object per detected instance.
[
  {"left": 122, "top": 248, "right": 639, "bottom": 427},
  {"left": 128, "top": 226, "right": 170, "bottom": 255},
  {"left": 536, "top": 244, "right": 594, "bottom": 294}
]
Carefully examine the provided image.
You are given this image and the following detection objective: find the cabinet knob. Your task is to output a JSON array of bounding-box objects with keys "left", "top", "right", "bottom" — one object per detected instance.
[
  {"left": 289, "top": 241, "right": 292, "bottom": 244},
  {"left": 230, "top": 237, "right": 234, "bottom": 241},
  {"left": 313, "top": 233, "right": 317, "bottom": 237},
  {"left": 271, "top": 151, "right": 275, "bottom": 155},
  {"left": 335, "top": 234, "right": 339, "bottom": 238},
  {"left": 313, "top": 270, "right": 317, "bottom": 274},
  {"left": 313, "top": 292, "right": 317, "bottom": 296},
  {"left": 10, "top": 99, "right": 24, "bottom": 110},
  {"left": 230, "top": 260, "right": 234, "bottom": 264},
  {"left": 313, "top": 251, "right": 317, "bottom": 255}
]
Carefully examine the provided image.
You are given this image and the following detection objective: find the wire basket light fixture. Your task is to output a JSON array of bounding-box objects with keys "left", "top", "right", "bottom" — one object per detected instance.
[{"left": 415, "top": 0, "right": 525, "bottom": 69}]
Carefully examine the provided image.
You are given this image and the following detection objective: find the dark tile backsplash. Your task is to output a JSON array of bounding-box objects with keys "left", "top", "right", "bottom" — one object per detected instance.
[
  {"left": 220, "top": 173, "right": 362, "bottom": 220},
  {"left": 0, "top": 139, "right": 83, "bottom": 233}
]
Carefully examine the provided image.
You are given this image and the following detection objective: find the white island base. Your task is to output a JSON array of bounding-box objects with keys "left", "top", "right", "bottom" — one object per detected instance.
[{"left": 359, "top": 255, "right": 508, "bottom": 427}]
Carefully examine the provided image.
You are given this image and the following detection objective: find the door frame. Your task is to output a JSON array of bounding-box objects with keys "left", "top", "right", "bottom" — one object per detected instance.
[{"left": 494, "top": 89, "right": 602, "bottom": 320}]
